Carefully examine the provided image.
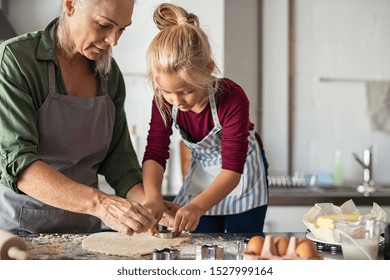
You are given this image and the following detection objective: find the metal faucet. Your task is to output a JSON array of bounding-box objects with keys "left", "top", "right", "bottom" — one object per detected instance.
[{"left": 353, "top": 146, "right": 375, "bottom": 196}]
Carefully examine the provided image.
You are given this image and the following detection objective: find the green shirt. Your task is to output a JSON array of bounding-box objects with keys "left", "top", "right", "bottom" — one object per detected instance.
[{"left": 0, "top": 19, "right": 141, "bottom": 198}]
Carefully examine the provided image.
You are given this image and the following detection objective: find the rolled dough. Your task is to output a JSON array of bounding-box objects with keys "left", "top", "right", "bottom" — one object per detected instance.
[{"left": 82, "top": 232, "right": 191, "bottom": 257}]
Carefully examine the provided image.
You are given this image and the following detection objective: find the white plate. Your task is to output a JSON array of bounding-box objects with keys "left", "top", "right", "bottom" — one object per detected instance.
[
  {"left": 305, "top": 232, "right": 384, "bottom": 246},
  {"left": 305, "top": 232, "right": 341, "bottom": 246}
]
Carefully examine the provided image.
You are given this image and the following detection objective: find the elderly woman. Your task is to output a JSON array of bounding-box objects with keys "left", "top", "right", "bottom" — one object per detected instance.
[{"left": 0, "top": 0, "right": 154, "bottom": 235}]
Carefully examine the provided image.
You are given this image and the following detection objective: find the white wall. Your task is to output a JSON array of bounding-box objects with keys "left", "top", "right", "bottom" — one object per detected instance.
[
  {"left": 225, "top": 0, "right": 260, "bottom": 130},
  {"left": 293, "top": 0, "right": 390, "bottom": 186},
  {"left": 262, "top": 0, "right": 390, "bottom": 187},
  {"left": 262, "top": 0, "right": 290, "bottom": 175},
  {"left": 7, "top": 0, "right": 62, "bottom": 33}
]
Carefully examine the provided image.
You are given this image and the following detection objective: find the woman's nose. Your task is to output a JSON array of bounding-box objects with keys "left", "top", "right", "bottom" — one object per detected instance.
[{"left": 105, "top": 31, "right": 120, "bottom": 46}]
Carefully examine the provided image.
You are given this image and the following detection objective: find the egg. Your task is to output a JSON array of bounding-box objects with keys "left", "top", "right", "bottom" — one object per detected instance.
[
  {"left": 274, "top": 236, "right": 289, "bottom": 256},
  {"left": 295, "top": 238, "right": 316, "bottom": 258},
  {"left": 298, "top": 237, "right": 317, "bottom": 253},
  {"left": 246, "top": 235, "right": 265, "bottom": 255}
]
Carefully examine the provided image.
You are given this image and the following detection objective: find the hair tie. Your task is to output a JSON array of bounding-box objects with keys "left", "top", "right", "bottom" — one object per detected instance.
[{"left": 177, "top": 17, "right": 187, "bottom": 25}]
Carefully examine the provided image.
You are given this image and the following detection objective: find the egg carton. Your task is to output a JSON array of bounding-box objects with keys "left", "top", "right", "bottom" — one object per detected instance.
[{"left": 242, "top": 235, "right": 323, "bottom": 260}]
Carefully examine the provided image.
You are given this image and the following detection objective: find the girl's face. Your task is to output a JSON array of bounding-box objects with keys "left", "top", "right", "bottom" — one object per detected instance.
[
  {"left": 156, "top": 72, "right": 208, "bottom": 113},
  {"left": 65, "top": 0, "right": 133, "bottom": 60}
]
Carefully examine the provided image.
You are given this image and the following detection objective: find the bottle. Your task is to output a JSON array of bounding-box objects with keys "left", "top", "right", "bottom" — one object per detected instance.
[{"left": 333, "top": 151, "right": 344, "bottom": 186}]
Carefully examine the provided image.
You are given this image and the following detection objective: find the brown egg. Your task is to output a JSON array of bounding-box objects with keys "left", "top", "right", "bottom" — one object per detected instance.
[
  {"left": 274, "top": 236, "right": 289, "bottom": 256},
  {"left": 295, "top": 239, "right": 316, "bottom": 258},
  {"left": 298, "top": 238, "right": 317, "bottom": 253},
  {"left": 246, "top": 235, "right": 265, "bottom": 255}
]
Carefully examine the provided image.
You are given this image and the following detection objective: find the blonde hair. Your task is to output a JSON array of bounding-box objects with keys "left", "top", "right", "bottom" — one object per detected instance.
[
  {"left": 57, "top": 0, "right": 112, "bottom": 74},
  {"left": 147, "top": 3, "right": 220, "bottom": 126}
]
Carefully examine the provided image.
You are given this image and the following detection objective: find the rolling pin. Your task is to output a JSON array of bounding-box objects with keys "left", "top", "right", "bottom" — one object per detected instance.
[{"left": 0, "top": 229, "right": 32, "bottom": 260}]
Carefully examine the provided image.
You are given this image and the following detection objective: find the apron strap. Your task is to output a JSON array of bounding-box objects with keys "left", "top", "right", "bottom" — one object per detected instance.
[
  {"left": 208, "top": 83, "right": 221, "bottom": 128},
  {"left": 99, "top": 72, "right": 108, "bottom": 96},
  {"left": 172, "top": 105, "right": 179, "bottom": 127}
]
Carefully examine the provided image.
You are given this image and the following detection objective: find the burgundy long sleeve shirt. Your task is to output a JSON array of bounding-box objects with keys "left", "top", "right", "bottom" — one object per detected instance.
[{"left": 143, "top": 78, "right": 262, "bottom": 174}]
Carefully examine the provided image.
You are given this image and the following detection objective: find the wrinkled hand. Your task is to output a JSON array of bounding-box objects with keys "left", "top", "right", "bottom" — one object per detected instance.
[
  {"left": 172, "top": 203, "right": 204, "bottom": 233},
  {"left": 98, "top": 195, "right": 154, "bottom": 235}
]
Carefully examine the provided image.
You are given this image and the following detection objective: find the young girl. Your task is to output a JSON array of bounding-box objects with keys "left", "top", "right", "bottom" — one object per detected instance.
[{"left": 142, "top": 3, "right": 269, "bottom": 234}]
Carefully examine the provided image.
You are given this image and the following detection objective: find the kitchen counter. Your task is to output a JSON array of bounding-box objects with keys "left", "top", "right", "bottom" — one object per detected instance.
[
  {"left": 268, "top": 186, "right": 390, "bottom": 206},
  {"left": 20, "top": 232, "right": 349, "bottom": 260}
]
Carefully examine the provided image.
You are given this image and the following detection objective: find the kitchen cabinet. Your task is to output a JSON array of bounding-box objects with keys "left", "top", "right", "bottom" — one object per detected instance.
[{"left": 264, "top": 206, "right": 310, "bottom": 232}]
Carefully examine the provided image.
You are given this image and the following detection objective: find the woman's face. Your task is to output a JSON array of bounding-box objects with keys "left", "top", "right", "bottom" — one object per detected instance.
[
  {"left": 156, "top": 72, "right": 208, "bottom": 113},
  {"left": 65, "top": 0, "right": 134, "bottom": 60}
]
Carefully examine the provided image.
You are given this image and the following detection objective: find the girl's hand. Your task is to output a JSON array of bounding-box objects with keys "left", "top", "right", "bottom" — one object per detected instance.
[
  {"left": 172, "top": 203, "right": 204, "bottom": 233},
  {"left": 159, "top": 200, "right": 182, "bottom": 228},
  {"left": 143, "top": 199, "right": 165, "bottom": 234}
]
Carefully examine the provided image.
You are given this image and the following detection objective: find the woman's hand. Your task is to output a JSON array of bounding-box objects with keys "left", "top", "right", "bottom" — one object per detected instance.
[
  {"left": 97, "top": 195, "right": 154, "bottom": 235},
  {"left": 171, "top": 203, "right": 204, "bottom": 233}
]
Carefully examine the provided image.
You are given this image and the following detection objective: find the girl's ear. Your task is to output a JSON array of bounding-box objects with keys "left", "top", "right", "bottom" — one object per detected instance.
[
  {"left": 64, "top": 0, "right": 76, "bottom": 16},
  {"left": 207, "top": 60, "right": 215, "bottom": 74}
]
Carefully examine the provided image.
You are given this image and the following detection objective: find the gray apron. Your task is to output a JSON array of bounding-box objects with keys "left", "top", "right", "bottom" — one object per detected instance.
[{"left": 0, "top": 62, "right": 115, "bottom": 234}]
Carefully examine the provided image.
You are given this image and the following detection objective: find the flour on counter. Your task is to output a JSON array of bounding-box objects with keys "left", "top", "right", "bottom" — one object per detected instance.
[{"left": 82, "top": 232, "right": 191, "bottom": 257}]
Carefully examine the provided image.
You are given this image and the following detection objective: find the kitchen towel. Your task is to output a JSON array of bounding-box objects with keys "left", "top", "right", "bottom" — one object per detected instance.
[{"left": 366, "top": 81, "right": 390, "bottom": 133}]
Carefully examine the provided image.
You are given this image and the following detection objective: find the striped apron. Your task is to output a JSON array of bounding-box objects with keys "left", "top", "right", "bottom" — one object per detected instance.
[{"left": 173, "top": 84, "right": 268, "bottom": 216}]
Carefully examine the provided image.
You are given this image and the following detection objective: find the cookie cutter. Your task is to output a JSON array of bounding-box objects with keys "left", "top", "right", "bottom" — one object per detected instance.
[
  {"left": 156, "top": 225, "right": 179, "bottom": 239},
  {"left": 196, "top": 243, "right": 224, "bottom": 260},
  {"left": 152, "top": 248, "right": 180, "bottom": 260},
  {"left": 236, "top": 238, "right": 250, "bottom": 260}
]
